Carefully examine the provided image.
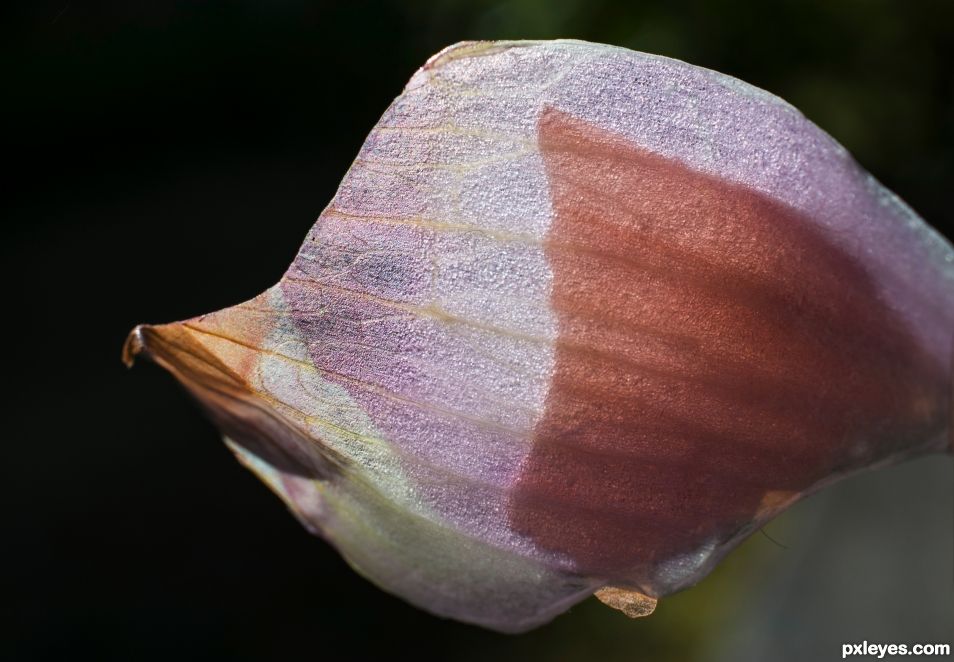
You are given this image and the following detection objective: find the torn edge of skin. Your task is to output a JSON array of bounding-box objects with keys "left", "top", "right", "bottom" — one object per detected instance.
[{"left": 594, "top": 587, "right": 658, "bottom": 618}]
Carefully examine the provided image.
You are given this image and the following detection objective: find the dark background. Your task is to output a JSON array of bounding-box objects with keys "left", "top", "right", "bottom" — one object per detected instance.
[{"left": 5, "top": 2, "right": 953, "bottom": 660}]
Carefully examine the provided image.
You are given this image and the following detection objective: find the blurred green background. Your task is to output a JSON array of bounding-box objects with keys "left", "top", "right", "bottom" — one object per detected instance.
[{"left": 4, "top": 2, "right": 952, "bottom": 660}]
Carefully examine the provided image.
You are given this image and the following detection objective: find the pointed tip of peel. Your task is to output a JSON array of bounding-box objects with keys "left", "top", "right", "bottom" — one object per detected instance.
[{"left": 122, "top": 324, "right": 149, "bottom": 368}]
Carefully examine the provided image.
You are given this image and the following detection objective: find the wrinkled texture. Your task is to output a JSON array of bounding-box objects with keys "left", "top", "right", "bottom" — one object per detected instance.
[{"left": 125, "top": 40, "right": 954, "bottom": 632}]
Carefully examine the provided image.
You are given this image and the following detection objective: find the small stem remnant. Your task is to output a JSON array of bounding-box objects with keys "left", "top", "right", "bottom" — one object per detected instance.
[{"left": 594, "top": 586, "right": 658, "bottom": 618}]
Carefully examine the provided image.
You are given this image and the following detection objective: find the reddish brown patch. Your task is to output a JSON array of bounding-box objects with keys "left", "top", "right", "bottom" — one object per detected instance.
[{"left": 509, "top": 108, "right": 948, "bottom": 584}]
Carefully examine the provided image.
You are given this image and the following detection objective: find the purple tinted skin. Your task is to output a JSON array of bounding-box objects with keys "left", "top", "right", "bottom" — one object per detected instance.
[{"left": 125, "top": 41, "right": 954, "bottom": 631}]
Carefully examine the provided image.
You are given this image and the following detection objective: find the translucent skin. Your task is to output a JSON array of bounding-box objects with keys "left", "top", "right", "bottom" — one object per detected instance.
[
  {"left": 125, "top": 40, "right": 954, "bottom": 632},
  {"left": 510, "top": 107, "right": 947, "bottom": 590}
]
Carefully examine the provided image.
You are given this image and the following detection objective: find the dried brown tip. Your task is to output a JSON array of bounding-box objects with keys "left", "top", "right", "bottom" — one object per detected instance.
[
  {"left": 122, "top": 324, "right": 148, "bottom": 367},
  {"left": 594, "top": 587, "right": 658, "bottom": 618}
]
